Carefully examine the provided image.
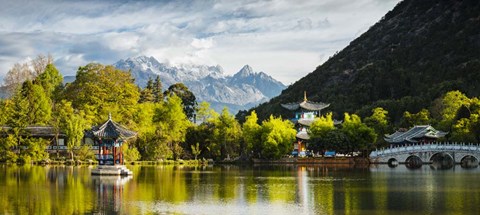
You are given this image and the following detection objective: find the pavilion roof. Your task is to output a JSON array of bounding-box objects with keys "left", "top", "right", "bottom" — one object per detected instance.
[
  {"left": 384, "top": 125, "right": 447, "bottom": 144},
  {"left": 296, "top": 131, "right": 310, "bottom": 140},
  {"left": 281, "top": 91, "right": 330, "bottom": 111},
  {"left": 90, "top": 115, "right": 137, "bottom": 140}
]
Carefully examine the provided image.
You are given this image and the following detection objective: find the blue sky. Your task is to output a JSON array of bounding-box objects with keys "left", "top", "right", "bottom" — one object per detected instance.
[{"left": 0, "top": 0, "right": 400, "bottom": 85}]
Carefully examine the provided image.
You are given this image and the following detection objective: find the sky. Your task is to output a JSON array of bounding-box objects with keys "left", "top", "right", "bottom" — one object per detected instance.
[{"left": 0, "top": 0, "right": 401, "bottom": 85}]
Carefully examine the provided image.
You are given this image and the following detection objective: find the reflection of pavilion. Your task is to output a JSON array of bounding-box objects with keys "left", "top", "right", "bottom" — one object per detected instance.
[
  {"left": 88, "top": 114, "right": 136, "bottom": 175},
  {"left": 92, "top": 175, "right": 132, "bottom": 214}
]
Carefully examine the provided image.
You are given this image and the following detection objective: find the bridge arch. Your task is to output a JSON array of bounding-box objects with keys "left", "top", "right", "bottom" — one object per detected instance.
[
  {"left": 429, "top": 152, "right": 454, "bottom": 170},
  {"left": 405, "top": 155, "right": 422, "bottom": 169},
  {"left": 460, "top": 155, "right": 479, "bottom": 168},
  {"left": 387, "top": 158, "right": 398, "bottom": 168}
]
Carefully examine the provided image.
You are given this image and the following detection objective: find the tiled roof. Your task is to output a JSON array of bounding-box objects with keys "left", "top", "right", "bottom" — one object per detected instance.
[
  {"left": 90, "top": 116, "right": 137, "bottom": 140},
  {"left": 384, "top": 125, "right": 447, "bottom": 144},
  {"left": 0, "top": 126, "right": 66, "bottom": 138}
]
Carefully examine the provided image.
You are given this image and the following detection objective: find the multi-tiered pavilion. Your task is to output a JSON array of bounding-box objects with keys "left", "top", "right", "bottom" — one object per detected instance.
[
  {"left": 281, "top": 92, "right": 330, "bottom": 157},
  {"left": 89, "top": 114, "right": 136, "bottom": 175}
]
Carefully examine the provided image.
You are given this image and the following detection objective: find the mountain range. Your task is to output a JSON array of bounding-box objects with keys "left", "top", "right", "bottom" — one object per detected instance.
[
  {"left": 112, "top": 56, "right": 286, "bottom": 113},
  {"left": 252, "top": 0, "right": 480, "bottom": 122}
]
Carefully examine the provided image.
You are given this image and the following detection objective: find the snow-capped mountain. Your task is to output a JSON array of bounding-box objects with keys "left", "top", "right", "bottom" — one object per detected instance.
[{"left": 114, "top": 56, "right": 286, "bottom": 113}]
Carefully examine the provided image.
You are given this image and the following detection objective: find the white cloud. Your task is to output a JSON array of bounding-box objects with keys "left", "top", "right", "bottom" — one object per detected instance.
[{"left": 0, "top": 0, "right": 401, "bottom": 85}]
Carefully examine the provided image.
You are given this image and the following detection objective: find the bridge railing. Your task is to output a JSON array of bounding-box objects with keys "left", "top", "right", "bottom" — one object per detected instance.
[{"left": 370, "top": 142, "right": 480, "bottom": 157}]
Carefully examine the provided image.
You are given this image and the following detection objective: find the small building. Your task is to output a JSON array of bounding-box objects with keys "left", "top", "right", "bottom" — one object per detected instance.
[
  {"left": 281, "top": 92, "right": 330, "bottom": 157},
  {"left": 88, "top": 114, "right": 136, "bottom": 175},
  {"left": 0, "top": 126, "right": 68, "bottom": 152},
  {"left": 384, "top": 125, "right": 448, "bottom": 145}
]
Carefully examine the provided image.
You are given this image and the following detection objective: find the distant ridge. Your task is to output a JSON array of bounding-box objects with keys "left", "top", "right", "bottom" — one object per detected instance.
[{"left": 253, "top": 0, "right": 480, "bottom": 121}]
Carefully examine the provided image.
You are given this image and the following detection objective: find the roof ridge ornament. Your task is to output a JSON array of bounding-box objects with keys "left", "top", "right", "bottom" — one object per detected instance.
[
  {"left": 304, "top": 91, "right": 307, "bottom": 102},
  {"left": 108, "top": 113, "right": 112, "bottom": 121}
]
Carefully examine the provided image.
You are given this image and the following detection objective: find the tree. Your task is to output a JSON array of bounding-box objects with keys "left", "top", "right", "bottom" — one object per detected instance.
[
  {"left": 154, "top": 94, "right": 192, "bottom": 160},
  {"left": 242, "top": 111, "right": 261, "bottom": 156},
  {"left": 20, "top": 80, "right": 52, "bottom": 125},
  {"left": 196, "top": 101, "right": 219, "bottom": 123},
  {"left": 191, "top": 143, "right": 201, "bottom": 160},
  {"left": 309, "top": 112, "right": 336, "bottom": 153},
  {"left": 36, "top": 63, "right": 63, "bottom": 101},
  {"left": 31, "top": 54, "right": 54, "bottom": 76},
  {"left": 364, "top": 107, "right": 391, "bottom": 147},
  {"left": 59, "top": 104, "right": 87, "bottom": 160},
  {"left": 3, "top": 62, "right": 34, "bottom": 97},
  {"left": 63, "top": 63, "right": 140, "bottom": 126},
  {"left": 438, "top": 90, "right": 470, "bottom": 131},
  {"left": 139, "top": 77, "right": 155, "bottom": 103},
  {"left": 164, "top": 83, "right": 197, "bottom": 120},
  {"left": 402, "top": 109, "right": 431, "bottom": 128},
  {"left": 309, "top": 112, "right": 335, "bottom": 139},
  {"left": 258, "top": 115, "right": 296, "bottom": 159},
  {"left": 341, "top": 113, "right": 377, "bottom": 156},
  {"left": 153, "top": 75, "right": 163, "bottom": 103},
  {"left": 210, "top": 107, "right": 242, "bottom": 160}
]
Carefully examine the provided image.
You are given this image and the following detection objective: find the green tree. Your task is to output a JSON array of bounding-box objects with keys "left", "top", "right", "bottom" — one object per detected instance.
[
  {"left": 36, "top": 63, "right": 63, "bottom": 101},
  {"left": 258, "top": 115, "right": 296, "bottom": 159},
  {"left": 63, "top": 63, "right": 140, "bottom": 126},
  {"left": 437, "top": 90, "right": 470, "bottom": 131},
  {"left": 210, "top": 107, "right": 242, "bottom": 160},
  {"left": 185, "top": 122, "right": 215, "bottom": 159},
  {"left": 154, "top": 94, "right": 192, "bottom": 160},
  {"left": 139, "top": 77, "right": 154, "bottom": 103},
  {"left": 123, "top": 143, "right": 141, "bottom": 162},
  {"left": 308, "top": 112, "right": 336, "bottom": 153},
  {"left": 242, "top": 111, "right": 261, "bottom": 156},
  {"left": 164, "top": 83, "right": 197, "bottom": 120},
  {"left": 402, "top": 109, "right": 431, "bottom": 128},
  {"left": 341, "top": 113, "right": 377, "bottom": 156},
  {"left": 364, "top": 107, "right": 391, "bottom": 147},
  {"left": 53, "top": 100, "right": 88, "bottom": 160},
  {"left": 153, "top": 75, "right": 163, "bottom": 103},
  {"left": 309, "top": 112, "right": 335, "bottom": 138},
  {"left": 196, "top": 101, "right": 219, "bottom": 123},
  {"left": 20, "top": 80, "right": 52, "bottom": 125},
  {"left": 191, "top": 142, "right": 201, "bottom": 160}
]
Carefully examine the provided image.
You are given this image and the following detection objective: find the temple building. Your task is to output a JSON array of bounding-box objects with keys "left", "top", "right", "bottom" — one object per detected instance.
[
  {"left": 87, "top": 114, "right": 136, "bottom": 175},
  {"left": 384, "top": 125, "right": 448, "bottom": 145},
  {"left": 281, "top": 92, "right": 331, "bottom": 157}
]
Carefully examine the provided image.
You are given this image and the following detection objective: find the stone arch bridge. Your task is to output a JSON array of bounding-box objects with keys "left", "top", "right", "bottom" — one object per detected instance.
[{"left": 370, "top": 143, "right": 480, "bottom": 168}]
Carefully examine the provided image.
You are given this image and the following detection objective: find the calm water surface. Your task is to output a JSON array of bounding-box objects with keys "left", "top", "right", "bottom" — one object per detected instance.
[{"left": 0, "top": 164, "right": 479, "bottom": 214}]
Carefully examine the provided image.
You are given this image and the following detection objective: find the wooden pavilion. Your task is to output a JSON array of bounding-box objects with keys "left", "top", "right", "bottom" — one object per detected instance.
[{"left": 89, "top": 114, "right": 136, "bottom": 176}]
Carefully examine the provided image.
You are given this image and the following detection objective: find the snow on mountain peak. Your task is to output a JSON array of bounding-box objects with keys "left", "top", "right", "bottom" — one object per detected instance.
[
  {"left": 237, "top": 65, "right": 254, "bottom": 76},
  {"left": 114, "top": 56, "right": 286, "bottom": 113}
]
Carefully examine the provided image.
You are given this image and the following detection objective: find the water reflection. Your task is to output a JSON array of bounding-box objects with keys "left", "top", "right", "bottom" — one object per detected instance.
[
  {"left": 0, "top": 164, "right": 480, "bottom": 214},
  {"left": 91, "top": 175, "right": 132, "bottom": 214}
]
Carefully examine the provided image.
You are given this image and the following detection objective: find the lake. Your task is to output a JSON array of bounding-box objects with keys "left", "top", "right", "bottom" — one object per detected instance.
[{"left": 0, "top": 164, "right": 479, "bottom": 214}]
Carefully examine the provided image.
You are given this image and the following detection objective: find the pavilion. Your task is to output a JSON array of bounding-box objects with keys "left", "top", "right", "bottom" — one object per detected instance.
[
  {"left": 281, "top": 92, "right": 331, "bottom": 157},
  {"left": 89, "top": 114, "right": 136, "bottom": 176}
]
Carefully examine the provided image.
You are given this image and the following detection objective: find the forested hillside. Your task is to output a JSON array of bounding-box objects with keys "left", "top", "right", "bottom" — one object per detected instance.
[{"left": 253, "top": 0, "right": 480, "bottom": 122}]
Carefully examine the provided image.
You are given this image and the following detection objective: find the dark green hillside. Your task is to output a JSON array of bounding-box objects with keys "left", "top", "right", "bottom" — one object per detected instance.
[{"left": 254, "top": 0, "right": 480, "bottom": 122}]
